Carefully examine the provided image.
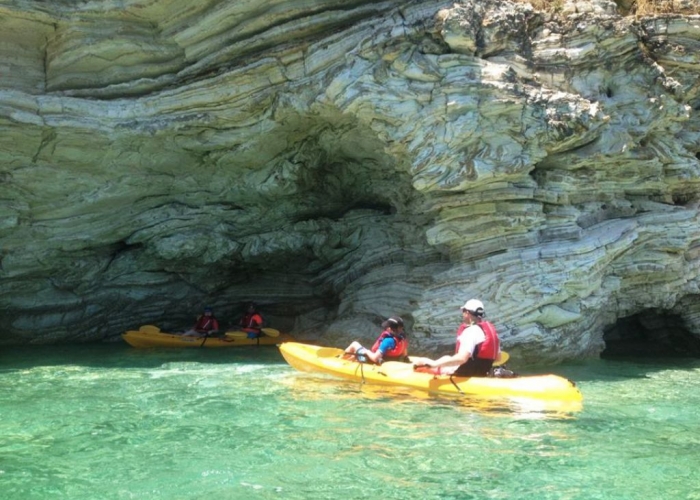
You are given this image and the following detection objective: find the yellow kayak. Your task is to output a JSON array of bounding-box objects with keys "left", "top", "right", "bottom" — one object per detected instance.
[
  {"left": 122, "top": 325, "right": 293, "bottom": 348},
  {"left": 279, "top": 342, "right": 583, "bottom": 407}
]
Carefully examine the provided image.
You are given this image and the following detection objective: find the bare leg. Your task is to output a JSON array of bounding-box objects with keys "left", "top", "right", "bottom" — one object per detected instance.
[{"left": 342, "top": 341, "right": 364, "bottom": 359}]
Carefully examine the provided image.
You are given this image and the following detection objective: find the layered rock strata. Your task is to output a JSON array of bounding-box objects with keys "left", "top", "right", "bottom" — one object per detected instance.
[{"left": 0, "top": 0, "right": 699, "bottom": 364}]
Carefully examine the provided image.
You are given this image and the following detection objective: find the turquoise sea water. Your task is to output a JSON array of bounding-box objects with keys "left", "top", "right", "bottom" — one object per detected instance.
[{"left": 1, "top": 343, "right": 699, "bottom": 500}]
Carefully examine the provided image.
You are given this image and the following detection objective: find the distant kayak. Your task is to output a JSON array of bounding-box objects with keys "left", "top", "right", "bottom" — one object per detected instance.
[
  {"left": 122, "top": 325, "right": 293, "bottom": 348},
  {"left": 279, "top": 342, "right": 583, "bottom": 408}
]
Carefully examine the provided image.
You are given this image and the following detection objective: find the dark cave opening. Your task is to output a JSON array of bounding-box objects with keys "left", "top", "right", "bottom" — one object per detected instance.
[{"left": 602, "top": 310, "right": 700, "bottom": 359}]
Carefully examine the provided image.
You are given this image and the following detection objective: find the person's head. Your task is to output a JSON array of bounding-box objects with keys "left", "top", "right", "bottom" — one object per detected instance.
[
  {"left": 245, "top": 302, "right": 257, "bottom": 313},
  {"left": 461, "top": 299, "right": 485, "bottom": 322},
  {"left": 203, "top": 306, "right": 213, "bottom": 316},
  {"left": 382, "top": 316, "right": 404, "bottom": 333}
]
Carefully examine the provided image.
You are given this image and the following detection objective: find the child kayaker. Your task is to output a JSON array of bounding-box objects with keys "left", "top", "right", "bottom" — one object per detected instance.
[{"left": 342, "top": 316, "right": 408, "bottom": 364}]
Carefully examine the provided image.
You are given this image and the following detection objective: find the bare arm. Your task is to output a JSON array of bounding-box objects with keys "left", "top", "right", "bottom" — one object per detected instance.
[{"left": 417, "top": 342, "right": 472, "bottom": 369}]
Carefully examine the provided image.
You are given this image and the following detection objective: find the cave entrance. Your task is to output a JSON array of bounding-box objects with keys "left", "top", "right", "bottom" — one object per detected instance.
[{"left": 602, "top": 310, "right": 700, "bottom": 359}]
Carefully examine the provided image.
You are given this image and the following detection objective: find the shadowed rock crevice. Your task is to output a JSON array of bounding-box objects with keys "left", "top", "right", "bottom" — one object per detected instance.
[
  {"left": 0, "top": 106, "right": 444, "bottom": 344},
  {"left": 602, "top": 310, "right": 700, "bottom": 358}
]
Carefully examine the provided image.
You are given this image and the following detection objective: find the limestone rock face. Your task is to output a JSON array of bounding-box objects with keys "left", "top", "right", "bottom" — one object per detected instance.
[{"left": 1, "top": 0, "right": 699, "bottom": 364}]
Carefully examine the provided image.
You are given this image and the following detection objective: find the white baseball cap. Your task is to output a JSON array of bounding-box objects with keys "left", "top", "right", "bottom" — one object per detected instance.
[{"left": 461, "top": 299, "right": 485, "bottom": 316}]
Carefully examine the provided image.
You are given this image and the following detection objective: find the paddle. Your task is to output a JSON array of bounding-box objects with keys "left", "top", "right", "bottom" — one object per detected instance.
[
  {"left": 225, "top": 328, "right": 280, "bottom": 339},
  {"left": 495, "top": 350, "right": 509, "bottom": 366},
  {"left": 199, "top": 332, "right": 209, "bottom": 347},
  {"left": 409, "top": 351, "right": 510, "bottom": 368},
  {"left": 261, "top": 328, "right": 280, "bottom": 337}
]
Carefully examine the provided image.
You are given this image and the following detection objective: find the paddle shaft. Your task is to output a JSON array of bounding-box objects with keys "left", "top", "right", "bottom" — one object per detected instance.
[
  {"left": 226, "top": 328, "right": 280, "bottom": 339},
  {"left": 200, "top": 332, "right": 210, "bottom": 347},
  {"left": 410, "top": 351, "right": 510, "bottom": 368}
]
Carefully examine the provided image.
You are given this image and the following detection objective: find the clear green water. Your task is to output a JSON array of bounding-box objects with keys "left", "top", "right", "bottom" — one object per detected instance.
[{"left": 1, "top": 344, "right": 699, "bottom": 500}]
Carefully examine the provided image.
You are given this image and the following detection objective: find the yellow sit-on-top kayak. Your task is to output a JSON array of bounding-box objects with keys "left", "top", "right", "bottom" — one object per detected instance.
[
  {"left": 122, "top": 325, "right": 293, "bottom": 348},
  {"left": 279, "top": 342, "right": 583, "bottom": 408}
]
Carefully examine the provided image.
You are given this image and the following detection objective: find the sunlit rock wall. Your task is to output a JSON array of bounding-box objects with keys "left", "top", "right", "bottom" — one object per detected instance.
[{"left": 1, "top": 0, "right": 699, "bottom": 363}]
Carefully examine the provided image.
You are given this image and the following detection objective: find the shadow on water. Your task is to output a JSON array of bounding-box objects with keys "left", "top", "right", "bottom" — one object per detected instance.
[{"left": 0, "top": 341, "right": 288, "bottom": 371}]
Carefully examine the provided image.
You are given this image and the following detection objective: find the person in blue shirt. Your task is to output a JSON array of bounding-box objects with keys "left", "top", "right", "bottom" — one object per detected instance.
[{"left": 342, "top": 316, "right": 408, "bottom": 364}]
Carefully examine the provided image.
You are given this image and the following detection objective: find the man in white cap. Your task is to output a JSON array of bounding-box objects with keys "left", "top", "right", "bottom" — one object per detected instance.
[{"left": 411, "top": 299, "right": 500, "bottom": 376}]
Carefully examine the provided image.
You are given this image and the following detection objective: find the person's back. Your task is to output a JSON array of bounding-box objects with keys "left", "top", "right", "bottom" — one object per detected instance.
[
  {"left": 451, "top": 321, "right": 496, "bottom": 376},
  {"left": 411, "top": 299, "right": 500, "bottom": 376},
  {"left": 453, "top": 300, "right": 500, "bottom": 375}
]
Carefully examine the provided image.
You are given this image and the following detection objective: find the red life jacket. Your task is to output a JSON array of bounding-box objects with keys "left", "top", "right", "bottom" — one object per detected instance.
[
  {"left": 195, "top": 315, "right": 219, "bottom": 332},
  {"left": 475, "top": 321, "right": 499, "bottom": 360},
  {"left": 370, "top": 330, "right": 408, "bottom": 359},
  {"left": 455, "top": 321, "right": 499, "bottom": 360},
  {"left": 241, "top": 312, "right": 263, "bottom": 330}
]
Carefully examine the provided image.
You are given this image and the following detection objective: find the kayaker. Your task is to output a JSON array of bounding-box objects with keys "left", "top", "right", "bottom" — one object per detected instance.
[
  {"left": 182, "top": 306, "right": 220, "bottom": 337},
  {"left": 342, "top": 316, "right": 408, "bottom": 364},
  {"left": 411, "top": 299, "right": 500, "bottom": 376},
  {"left": 239, "top": 302, "right": 264, "bottom": 339}
]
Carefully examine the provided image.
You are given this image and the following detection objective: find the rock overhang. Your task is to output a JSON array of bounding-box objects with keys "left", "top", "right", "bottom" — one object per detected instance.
[{"left": 0, "top": 0, "right": 699, "bottom": 365}]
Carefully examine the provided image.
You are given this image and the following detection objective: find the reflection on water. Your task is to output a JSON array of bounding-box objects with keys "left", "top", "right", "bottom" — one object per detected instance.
[
  {"left": 281, "top": 372, "right": 582, "bottom": 419},
  {"left": 0, "top": 345, "right": 698, "bottom": 500}
]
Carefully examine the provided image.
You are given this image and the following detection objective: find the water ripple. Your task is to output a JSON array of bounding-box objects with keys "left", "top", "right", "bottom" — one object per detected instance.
[{"left": 0, "top": 345, "right": 698, "bottom": 499}]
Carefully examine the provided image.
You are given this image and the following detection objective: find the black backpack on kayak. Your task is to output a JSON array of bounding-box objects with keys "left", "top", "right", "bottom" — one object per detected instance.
[{"left": 490, "top": 366, "right": 518, "bottom": 378}]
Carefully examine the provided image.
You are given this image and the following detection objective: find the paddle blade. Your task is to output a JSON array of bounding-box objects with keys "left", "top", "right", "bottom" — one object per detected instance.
[
  {"left": 494, "top": 351, "right": 510, "bottom": 367},
  {"left": 261, "top": 328, "right": 280, "bottom": 337}
]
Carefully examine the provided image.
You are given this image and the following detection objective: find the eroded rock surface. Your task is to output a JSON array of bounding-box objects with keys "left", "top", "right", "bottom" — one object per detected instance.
[{"left": 1, "top": 0, "right": 699, "bottom": 363}]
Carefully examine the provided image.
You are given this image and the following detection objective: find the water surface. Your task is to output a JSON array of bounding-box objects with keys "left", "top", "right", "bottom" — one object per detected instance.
[{"left": 1, "top": 344, "right": 698, "bottom": 499}]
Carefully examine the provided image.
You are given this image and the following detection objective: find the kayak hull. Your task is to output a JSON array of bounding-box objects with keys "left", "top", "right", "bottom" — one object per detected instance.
[
  {"left": 122, "top": 328, "right": 292, "bottom": 348},
  {"left": 279, "top": 342, "right": 583, "bottom": 406}
]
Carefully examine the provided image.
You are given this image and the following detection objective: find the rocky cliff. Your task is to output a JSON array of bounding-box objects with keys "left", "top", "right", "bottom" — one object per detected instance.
[{"left": 1, "top": 0, "right": 699, "bottom": 363}]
